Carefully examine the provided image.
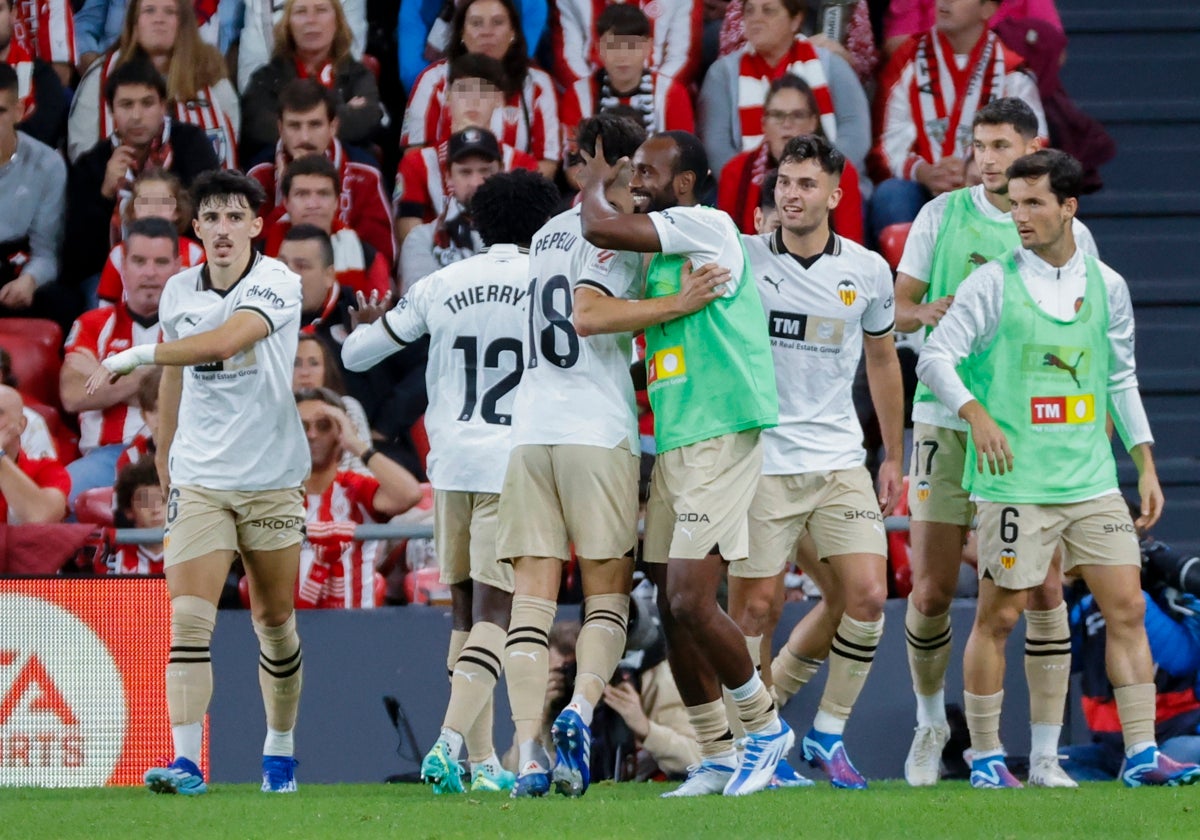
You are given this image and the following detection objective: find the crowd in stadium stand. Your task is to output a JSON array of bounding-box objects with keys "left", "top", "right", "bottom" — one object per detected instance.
[{"left": 1, "top": 0, "right": 1071, "bottom": 606}]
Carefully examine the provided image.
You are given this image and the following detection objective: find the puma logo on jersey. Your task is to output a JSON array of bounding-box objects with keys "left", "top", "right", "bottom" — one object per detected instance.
[
  {"left": 762, "top": 275, "right": 784, "bottom": 292},
  {"left": 969, "top": 252, "right": 988, "bottom": 267},
  {"left": 680, "top": 527, "right": 694, "bottom": 540},
  {"left": 1043, "top": 351, "right": 1084, "bottom": 388}
]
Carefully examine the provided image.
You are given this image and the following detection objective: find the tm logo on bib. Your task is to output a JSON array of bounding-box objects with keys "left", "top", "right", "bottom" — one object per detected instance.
[
  {"left": 1031, "top": 394, "right": 1095, "bottom": 425},
  {"left": 648, "top": 346, "right": 686, "bottom": 385}
]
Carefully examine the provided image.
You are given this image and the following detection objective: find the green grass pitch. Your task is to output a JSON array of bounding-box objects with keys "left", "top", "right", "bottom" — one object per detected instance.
[{"left": 2, "top": 781, "right": 1198, "bottom": 839}]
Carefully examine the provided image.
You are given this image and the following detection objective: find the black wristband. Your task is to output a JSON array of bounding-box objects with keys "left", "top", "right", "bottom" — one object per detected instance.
[{"left": 360, "top": 446, "right": 379, "bottom": 465}]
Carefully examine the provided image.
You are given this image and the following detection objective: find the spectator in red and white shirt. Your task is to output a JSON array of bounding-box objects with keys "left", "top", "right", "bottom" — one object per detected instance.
[
  {"left": 101, "top": 457, "right": 165, "bottom": 574},
  {"left": 558, "top": 4, "right": 694, "bottom": 164},
  {"left": 8, "top": 0, "right": 75, "bottom": 86},
  {"left": 395, "top": 54, "right": 537, "bottom": 247},
  {"left": 296, "top": 387, "right": 422, "bottom": 609},
  {"left": 0, "top": 384, "right": 69, "bottom": 524},
  {"left": 262, "top": 154, "right": 392, "bottom": 299},
  {"left": 97, "top": 168, "right": 205, "bottom": 304},
  {"left": 60, "top": 217, "right": 175, "bottom": 505},
  {"left": 248, "top": 78, "right": 395, "bottom": 267},
  {"left": 549, "top": 0, "right": 701, "bottom": 89},
  {"left": 1, "top": 0, "right": 69, "bottom": 149},
  {"left": 401, "top": 0, "right": 559, "bottom": 179}
]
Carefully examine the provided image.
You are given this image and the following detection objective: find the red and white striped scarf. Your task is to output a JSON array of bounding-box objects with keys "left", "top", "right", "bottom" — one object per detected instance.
[
  {"left": 110, "top": 121, "right": 174, "bottom": 247},
  {"left": 910, "top": 28, "right": 1007, "bottom": 163},
  {"left": 298, "top": 478, "right": 383, "bottom": 609},
  {"left": 97, "top": 52, "right": 237, "bottom": 169},
  {"left": 4, "top": 40, "right": 37, "bottom": 118},
  {"left": 294, "top": 56, "right": 336, "bottom": 88},
  {"left": 737, "top": 37, "right": 836, "bottom": 151}
]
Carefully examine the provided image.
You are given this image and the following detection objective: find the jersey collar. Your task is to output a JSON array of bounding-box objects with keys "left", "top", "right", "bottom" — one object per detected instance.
[
  {"left": 198, "top": 253, "right": 261, "bottom": 297},
  {"left": 773, "top": 228, "right": 838, "bottom": 270}
]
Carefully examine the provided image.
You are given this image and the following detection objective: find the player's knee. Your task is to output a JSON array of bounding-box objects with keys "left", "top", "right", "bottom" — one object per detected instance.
[
  {"left": 668, "top": 586, "right": 714, "bottom": 628},
  {"left": 977, "top": 603, "right": 1021, "bottom": 638},
  {"left": 733, "top": 594, "right": 773, "bottom": 636},
  {"left": 1027, "top": 578, "right": 1065, "bottom": 612},
  {"left": 1101, "top": 591, "right": 1146, "bottom": 637},
  {"left": 910, "top": 575, "right": 956, "bottom": 617},
  {"left": 170, "top": 595, "right": 217, "bottom": 648},
  {"left": 845, "top": 581, "right": 887, "bottom": 622},
  {"left": 253, "top": 605, "right": 297, "bottom": 632}
]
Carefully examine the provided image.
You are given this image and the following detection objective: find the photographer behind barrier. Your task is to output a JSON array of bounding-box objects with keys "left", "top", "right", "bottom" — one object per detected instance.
[
  {"left": 1062, "top": 500, "right": 1200, "bottom": 781},
  {"left": 507, "top": 580, "right": 700, "bottom": 781}
]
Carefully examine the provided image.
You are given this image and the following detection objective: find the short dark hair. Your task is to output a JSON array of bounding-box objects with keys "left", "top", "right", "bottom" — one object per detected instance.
[
  {"left": 278, "top": 78, "right": 338, "bottom": 122},
  {"left": 294, "top": 385, "right": 345, "bottom": 409},
  {"left": 576, "top": 113, "right": 647, "bottom": 164},
  {"left": 597, "top": 3, "right": 651, "bottom": 38},
  {"left": 778, "top": 133, "right": 845, "bottom": 177},
  {"left": 656, "top": 130, "right": 710, "bottom": 190},
  {"left": 470, "top": 170, "right": 560, "bottom": 248},
  {"left": 759, "top": 171, "right": 779, "bottom": 211},
  {"left": 0, "top": 63, "right": 18, "bottom": 97},
  {"left": 114, "top": 458, "right": 160, "bottom": 516},
  {"left": 281, "top": 154, "right": 339, "bottom": 197},
  {"left": 1006, "top": 149, "right": 1084, "bottom": 204},
  {"left": 190, "top": 169, "right": 267, "bottom": 217},
  {"left": 0, "top": 347, "right": 16, "bottom": 388},
  {"left": 125, "top": 216, "right": 180, "bottom": 255},
  {"left": 447, "top": 53, "right": 508, "bottom": 92},
  {"left": 282, "top": 223, "right": 335, "bottom": 268},
  {"left": 973, "top": 96, "right": 1039, "bottom": 140},
  {"left": 104, "top": 57, "right": 167, "bottom": 108}
]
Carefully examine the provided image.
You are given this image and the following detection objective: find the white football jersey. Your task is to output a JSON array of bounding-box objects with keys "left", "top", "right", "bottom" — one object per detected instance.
[
  {"left": 744, "top": 231, "right": 895, "bottom": 474},
  {"left": 342, "top": 245, "right": 529, "bottom": 493},
  {"left": 510, "top": 207, "right": 643, "bottom": 450},
  {"left": 158, "top": 255, "right": 310, "bottom": 490}
]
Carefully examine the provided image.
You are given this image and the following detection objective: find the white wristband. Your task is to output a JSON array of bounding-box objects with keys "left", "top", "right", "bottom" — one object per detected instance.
[{"left": 102, "top": 344, "right": 156, "bottom": 375}]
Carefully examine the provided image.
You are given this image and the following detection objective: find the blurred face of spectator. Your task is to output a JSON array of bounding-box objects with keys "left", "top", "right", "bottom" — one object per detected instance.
[
  {"left": 742, "top": 0, "right": 804, "bottom": 58},
  {"left": 111, "top": 83, "right": 167, "bottom": 147},
  {"left": 972, "top": 121, "right": 1039, "bottom": 197},
  {"left": 284, "top": 173, "right": 338, "bottom": 231},
  {"left": 462, "top": 0, "right": 515, "bottom": 61},
  {"left": 762, "top": 88, "right": 818, "bottom": 161},
  {"left": 447, "top": 77, "right": 504, "bottom": 132},
  {"left": 193, "top": 195, "right": 263, "bottom": 269},
  {"left": 289, "top": 0, "right": 337, "bottom": 60},
  {"left": 298, "top": 399, "right": 341, "bottom": 469},
  {"left": 0, "top": 0, "right": 14, "bottom": 57},
  {"left": 0, "top": 87, "right": 21, "bottom": 145},
  {"left": 142, "top": 403, "right": 160, "bottom": 439},
  {"left": 136, "top": 0, "right": 180, "bottom": 56},
  {"left": 279, "top": 238, "right": 335, "bottom": 314},
  {"left": 448, "top": 155, "right": 500, "bottom": 205},
  {"left": 937, "top": 0, "right": 994, "bottom": 38},
  {"left": 123, "top": 233, "right": 177, "bottom": 317},
  {"left": 775, "top": 157, "right": 841, "bottom": 238},
  {"left": 132, "top": 179, "right": 179, "bottom": 224},
  {"left": 293, "top": 339, "right": 326, "bottom": 390},
  {"left": 597, "top": 32, "right": 653, "bottom": 89},
  {"left": 0, "top": 385, "right": 26, "bottom": 454},
  {"left": 279, "top": 104, "right": 337, "bottom": 158},
  {"left": 125, "top": 483, "right": 165, "bottom": 529}
]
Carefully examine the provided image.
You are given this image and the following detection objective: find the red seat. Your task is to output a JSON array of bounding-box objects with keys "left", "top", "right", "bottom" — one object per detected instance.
[
  {"left": 26, "top": 399, "right": 80, "bottom": 463},
  {"left": 411, "top": 416, "right": 430, "bottom": 473},
  {"left": 0, "top": 332, "right": 62, "bottom": 409},
  {"left": 75, "top": 486, "right": 115, "bottom": 526},
  {"left": 877, "top": 222, "right": 912, "bottom": 273},
  {"left": 0, "top": 317, "right": 63, "bottom": 354}
]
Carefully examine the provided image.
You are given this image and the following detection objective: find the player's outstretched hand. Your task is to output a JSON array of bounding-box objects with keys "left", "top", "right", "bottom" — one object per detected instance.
[
  {"left": 580, "top": 135, "right": 631, "bottom": 191},
  {"left": 964, "top": 406, "right": 1013, "bottom": 475},
  {"left": 678, "top": 260, "right": 728, "bottom": 313},
  {"left": 1137, "top": 470, "right": 1165, "bottom": 530},
  {"left": 916, "top": 295, "right": 954, "bottom": 327},
  {"left": 85, "top": 345, "right": 155, "bottom": 393},
  {"left": 349, "top": 289, "right": 393, "bottom": 329},
  {"left": 876, "top": 458, "right": 904, "bottom": 516}
]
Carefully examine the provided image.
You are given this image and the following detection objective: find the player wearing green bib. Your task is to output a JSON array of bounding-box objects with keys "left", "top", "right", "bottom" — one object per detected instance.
[
  {"left": 581, "top": 131, "right": 789, "bottom": 798},
  {"left": 918, "top": 150, "right": 1200, "bottom": 790},
  {"left": 893, "top": 98, "right": 1096, "bottom": 788}
]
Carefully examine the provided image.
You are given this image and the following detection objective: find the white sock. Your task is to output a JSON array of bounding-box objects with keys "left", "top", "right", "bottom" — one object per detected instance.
[
  {"left": 518, "top": 738, "right": 549, "bottom": 770},
  {"left": 172, "top": 722, "right": 203, "bottom": 764},
  {"left": 439, "top": 726, "right": 464, "bottom": 761},
  {"left": 262, "top": 727, "right": 294, "bottom": 757},
  {"left": 730, "top": 671, "right": 765, "bottom": 702},
  {"left": 813, "top": 709, "right": 846, "bottom": 736},
  {"left": 974, "top": 747, "right": 1004, "bottom": 761},
  {"left": 915, "top": 690, "right": 947, "bottom": 728},
  {"left": 1029, "top": 723, "right": 1061, "bottom": 760},
  {"left": 566, "top": 697, "right": 595, "bottom": 727},
  {"left": 1126, "top": 740, "right": 1157, "bottom": 759},
  {"left": 472, "top": 752, "right": 503, "bottom": 775}
]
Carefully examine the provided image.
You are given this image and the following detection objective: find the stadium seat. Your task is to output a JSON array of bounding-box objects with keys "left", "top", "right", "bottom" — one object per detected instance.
[
  {"left": 877, "top": 222, "right": 912, "bottom": 273},
  {"left": 75, "top": 486, "right": 115, "bottom": 527},
  {"left": 410, "top": 416, "right": 430, "bottom": 473},
  {"left": 26, "top": 399, "right": 80, "bottom": 463},
  {"left": 888, "top": 477, "right": 912, "bottom": 598},
  {"left": 0, "top": 317, "right": 63, "bottom": 354},
  {"left": 0, "top": 332, "right": 62, "bottom": 409},
  {"left": 405, "top": 566, "right": 451, "bottom": 605}
]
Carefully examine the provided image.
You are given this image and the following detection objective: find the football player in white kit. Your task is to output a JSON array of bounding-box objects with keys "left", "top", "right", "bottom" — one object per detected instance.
[
  {"left": 341, "top": 170, "right": 563, "bottom": 796},
  {"left": 497, "top": 115, "right": 728, "bottom": 799},
  {"left": 87, "top": 170, "right": 310, "bottom": 795},
  {"left": 730, "top": 135, "right": 905, "bottom": 789}
]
